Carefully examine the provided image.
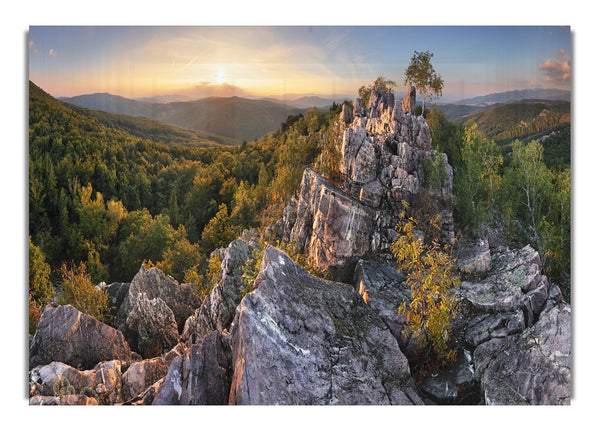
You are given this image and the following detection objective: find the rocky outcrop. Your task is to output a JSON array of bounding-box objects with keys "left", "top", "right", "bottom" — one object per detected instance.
[
  {"left": 279, "top": 87, "right": 453, "bottom": 282},
  {"left": 125, "top": 293, "right": 179, "bottom": 358},
  {"left": 153, "top": 331, "right": 232, "bottom": 405},
  {"left": 181, "top": 238, "right": 255, "bottom": 344},
  {"left": 114, "top": 265, "right": 200, "bottom": 356},
  {"left": 99, "top": 281, "right": 130, "bottom": 318},
  {"left": 458, "top": 244, "right": 570, "bottom": 404},
  {"left": 116, "top": 265, "right": 200, "bottom": 332},
  {"left": 473, "top": 302, "right": 571, "bottom": 405},
  {"left": 419, "top": 348, "right": 477, "bottom": 404},
  {"left": 228, "top": 246, "right": 422, "bottom": 405},
  {"left": 29, "top": 303, "right": 140, "bottom": 370},
  {"left": 402, "top": 86, "right": 416, "bottom": 114},
  {"left": 353, "top": 260, "right": 410, "bottom": 341},
  {"left": 455, "top": 238, "right": 492, "bottom": 276},
  {"left": 461, "top": 245, "right": 551, "bottom": 326}
]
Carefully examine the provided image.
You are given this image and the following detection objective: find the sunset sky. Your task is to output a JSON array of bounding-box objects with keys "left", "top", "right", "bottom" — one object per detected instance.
[{"left": 28, "top": 26, "right": 571, "bottom": 102}]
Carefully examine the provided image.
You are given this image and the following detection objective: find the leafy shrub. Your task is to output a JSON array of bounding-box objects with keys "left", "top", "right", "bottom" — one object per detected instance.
[
  {"left": 184, "top": 253, "right": 222, "bottom": 299},
  {"left": 57, "top": 261, "right": 109, "bottom": 322},
  {"left": 391, "top": 202, "right": 460, "bottom": 366}
]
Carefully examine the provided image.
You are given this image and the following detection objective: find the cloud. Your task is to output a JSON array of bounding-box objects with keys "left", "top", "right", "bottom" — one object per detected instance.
[
  {"left": 538, "top": 54, "right": 571, "bottom": 83},
  {"left": 29, "top": 40, "right": 34, "bottom": 49},
  {"left": 49, "top": 49, "right": 56, "bottom": 57},
  {"left": 33, "top": 49, "right": 41, "bottom": 55}
]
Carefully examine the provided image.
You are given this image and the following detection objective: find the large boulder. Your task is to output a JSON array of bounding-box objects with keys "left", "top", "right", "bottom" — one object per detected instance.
[
  {"left": 116, "top": 265, "right": 200, "bottom": 334},
  {"left": 29, "top": 303, "right": 140, "bottom": 370},
  {"left": 228, "top": 246, "right": 422, "bottom": 405},
  {"left": 100, "top": 281, "right": 130, "bottom": 319},
  {"left": 125, "top": 293, "right": 179, "bottom": 358},
  {"left": 153, "top": 331, "right": 232, "bottom": 405},
  {"left": 473, "top": 302, "right": 571, "bottom": 405},
  {"left": 181, "top": 238, "right": 255, "bottom": 344}
]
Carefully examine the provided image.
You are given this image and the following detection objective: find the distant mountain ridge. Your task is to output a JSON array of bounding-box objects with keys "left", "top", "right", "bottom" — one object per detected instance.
[
  {"left": 59, "top": 92, "right": 307, "bottom": 142},
  {"left": 454, "top": 88, "right": 570, "bottom": 106}
]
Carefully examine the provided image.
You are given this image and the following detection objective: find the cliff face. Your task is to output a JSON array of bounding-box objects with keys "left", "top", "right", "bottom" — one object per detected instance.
[{"left": 277, "top": 87, "right": 453, "bottom": 281}]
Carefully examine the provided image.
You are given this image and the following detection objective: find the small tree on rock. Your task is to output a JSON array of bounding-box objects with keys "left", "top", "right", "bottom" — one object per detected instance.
[{"left": 404, "top": 50, "right": 444, "bottom": 113}]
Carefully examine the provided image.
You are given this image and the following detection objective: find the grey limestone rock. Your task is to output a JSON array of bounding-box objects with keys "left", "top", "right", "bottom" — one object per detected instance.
[
  {"left": 153, "top": 331, "right": 232, "bottom": 405},
  {"left": 473, "top": 302, "right": 571, "bottom": 405},
  {"left": 29, "top": 303, "right": 140, "bottom": 371},
  {"left": 181, "top": 238, "right": 255, "bottom": 344},
  {"left": 228, "top": 246, "right": 422, "bottom": 405},
  {"left": 125, "top": 293, "right": 179, "bottom": 358}
]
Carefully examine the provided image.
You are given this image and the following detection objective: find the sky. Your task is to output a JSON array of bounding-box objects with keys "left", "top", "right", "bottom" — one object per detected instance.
[{"left": 28, "top": 25, "right": 572, "bottom": 102}]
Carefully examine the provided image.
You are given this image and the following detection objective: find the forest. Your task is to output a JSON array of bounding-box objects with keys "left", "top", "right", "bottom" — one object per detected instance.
[{"left": 28, "top": 80, "right": 571, "bottom": 334}]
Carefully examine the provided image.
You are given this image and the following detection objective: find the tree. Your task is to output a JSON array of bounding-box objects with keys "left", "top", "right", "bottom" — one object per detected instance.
[
  {"left": 455, "top": 124, "right": 503, "bottom": 230},
  {"left": 201, "top": 203, "right": 236, "bottom": 254},
  {"left": 504, "top": 140, "right": 553, "bottom": 233},
  {"left": 358, "top": 76, "right": 396, "bottom": 108},
  {"left": 404, "top": 50, "right": 444, "bottom": 113},
  {"left": 29, "top": 237, "right": 54, "bottom": 333}
]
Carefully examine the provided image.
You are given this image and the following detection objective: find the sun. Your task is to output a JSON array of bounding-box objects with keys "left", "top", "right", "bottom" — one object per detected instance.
[{"left": 215, "top": 69, "right": 226, "bottom": 85}]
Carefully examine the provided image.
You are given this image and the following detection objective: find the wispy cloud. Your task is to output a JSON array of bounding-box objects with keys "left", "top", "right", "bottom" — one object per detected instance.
[
  {"left": 538, "top": 49, "right": 571, "bottom": 83},
  {"left": 29, "top": 40, "right": 34, "bottom": 49},
  {"left": 49, "top": 49, "right": 56, "bottom": 57}
]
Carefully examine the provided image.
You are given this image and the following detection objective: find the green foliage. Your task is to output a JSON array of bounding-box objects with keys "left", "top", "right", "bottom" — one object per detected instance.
[
  {"left": 29, "top": 237, "right": 54, "bottom": 334},
  {"left": 391, "top": 202, "right": 460, "bottom": 365},
  {"left": 201, "top": 203, "right": 237, "bottom": 254},
  {"left": 426, "top": 105, "right": 461, "bottom": 168},
  {"left": 404, "top": 51, "right": 444, "bottom": 113},
  {"left": 184, "top": 253, "right": 221, "bottom": 300},
  {"left": 454, "top": 124, "right": 503, "bottom": 231},
  {"left": 28, "top": 294, "right": 45, "bottom": 335},
  {"left": 156, "top": 225, "right": 202, "bottom": 282},
  {"left": 29, "top": 237, "right": 54, "bottom": 304},
  {"left": 422, "top": 151, "right": 448, "bottom": 193},
  {"left": 57, "top": 261, "right": 110, "bottom": 322}
]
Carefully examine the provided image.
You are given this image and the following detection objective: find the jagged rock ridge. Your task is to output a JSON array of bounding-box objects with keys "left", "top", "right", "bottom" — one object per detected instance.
[{"left": 276, "top": 86, "right": 453, "bottom": 281}]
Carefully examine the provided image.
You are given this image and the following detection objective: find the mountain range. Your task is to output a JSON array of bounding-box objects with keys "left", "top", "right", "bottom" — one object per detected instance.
[
  {"left": 452, "top": 88, "right": 570, "bottom": 106},
  {"left": 59, "top": 93, "right": 308, "bottom": 143}
]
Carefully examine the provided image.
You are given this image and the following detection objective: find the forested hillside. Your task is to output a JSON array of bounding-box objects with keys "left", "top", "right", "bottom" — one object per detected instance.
[
  {"left": 65, "top": 102, "right": 238, "bottom": 147},
  {"left": 29, "top": 80, "right": 342, "bottom": 297}
]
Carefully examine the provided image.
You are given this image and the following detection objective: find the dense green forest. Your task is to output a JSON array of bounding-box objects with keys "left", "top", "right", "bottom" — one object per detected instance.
[
  {"left": 29, "top": 80, "right": 571, "bottom": 334},
  {"left": 28, "top": 81, "right": 343, "bottom": 328}
]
